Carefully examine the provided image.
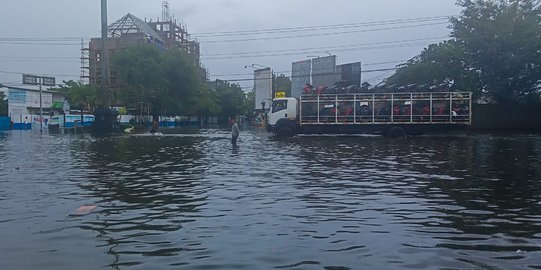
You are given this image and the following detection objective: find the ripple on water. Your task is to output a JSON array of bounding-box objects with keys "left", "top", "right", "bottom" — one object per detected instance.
[{"left": 0, "top": 131, "right": 540, "bottom": 269}]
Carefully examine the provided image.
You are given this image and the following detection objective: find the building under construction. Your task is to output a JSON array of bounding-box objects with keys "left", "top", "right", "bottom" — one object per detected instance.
[{"left": 82, "top": 2, "right": 206, "bottom": 89}]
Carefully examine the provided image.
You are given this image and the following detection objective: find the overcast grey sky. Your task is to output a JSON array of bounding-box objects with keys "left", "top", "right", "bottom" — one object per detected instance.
[{"left": 0, "top": 0, "right": 462, "bottom": 90}]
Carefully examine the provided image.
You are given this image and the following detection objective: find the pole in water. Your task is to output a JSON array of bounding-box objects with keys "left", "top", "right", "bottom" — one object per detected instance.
[
  {"left": 101, "top": 0, "right": 109, "bottom": 106},
  {"left": 39, "top": 77, "right": 43, "bottom": 133}
]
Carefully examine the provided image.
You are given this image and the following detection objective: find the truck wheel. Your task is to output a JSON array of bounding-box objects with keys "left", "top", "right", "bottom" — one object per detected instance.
[
  {"left": 277, "top": 126, "right": 294, "bottom": 137},
  {"left": 387, "top": 126, "right": 407, "bottom": 138}
]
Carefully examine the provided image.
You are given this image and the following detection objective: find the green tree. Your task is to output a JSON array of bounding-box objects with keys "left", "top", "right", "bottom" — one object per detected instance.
[
  {"left": 214, "top": 80, "right": 247, "bottom": 119},
  {"left": 386, "top": 0, "right": 541, "bottom": 104},
  {"left": 273, "top": 74, "right": 292, "bottom": 96},
  {"left": 451, "top": 0, "right": 541, "bottom": 104},
  {"left": 0, "top": 91, "right": 8, "bottom": 116},
  {"left": 196, "top": 86, "right": 221, "bottom": 116},
  {"left": 56, "top": 80, "right": 99, "bottom": 111},
  {"left": 112, "top": 45, "right": 202, "bottom": 117},
  {"left": 386, "top": 40, "right": 481, "bottom": 96},
  {"left": 244, "top": 89, "right": 255, "bottom": 116}
]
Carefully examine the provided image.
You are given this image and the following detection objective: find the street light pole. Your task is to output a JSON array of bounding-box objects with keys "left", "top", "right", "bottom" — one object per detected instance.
[
  {"left": 101, "top": 0, "right": 109, "bottom": 106},
  {"left": 39, "top": 77, "right": 43, "bottom": 132}
]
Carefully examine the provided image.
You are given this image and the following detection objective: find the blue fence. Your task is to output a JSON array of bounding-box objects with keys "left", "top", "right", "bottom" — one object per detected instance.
[{"left": 0, "top": 117, "right": 10, "bottom": 130}]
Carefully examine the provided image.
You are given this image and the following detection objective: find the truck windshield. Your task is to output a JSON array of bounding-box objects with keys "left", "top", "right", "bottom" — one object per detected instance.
[{"left": 272, "top": 100, "right": 287, "bottom": 113}]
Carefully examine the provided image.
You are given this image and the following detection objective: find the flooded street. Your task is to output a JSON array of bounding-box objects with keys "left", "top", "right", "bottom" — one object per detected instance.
[{"left": 1, "top": 128, "right": 540, "bottom": 269}]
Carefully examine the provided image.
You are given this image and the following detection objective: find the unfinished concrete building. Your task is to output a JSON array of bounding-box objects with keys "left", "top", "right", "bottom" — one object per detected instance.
[{"left": 83, "top": 9, "right": 206, "bottom": 89}]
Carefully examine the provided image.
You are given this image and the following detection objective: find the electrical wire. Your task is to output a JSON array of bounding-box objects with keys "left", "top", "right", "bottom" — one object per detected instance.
[
  {"left": 211, "top": 60, "right": 408, "bottom": 78},
  {"left": 201, "top": 37, "right": 447, "bottom": 57},
  {"left": 0, "top": 70, "right": 79, "bottom": 78},
  {"left": 211, "top": 67, "right": 398, "bottom": 83},
  {"left": 200, "top": 22, "right": 449, "bottom": 43},
  {"left": 202, "top": 41, "right": 437, "bottom": 60},
  {"left": 193, "top": 16, "right": 451, "bottom": 37}
]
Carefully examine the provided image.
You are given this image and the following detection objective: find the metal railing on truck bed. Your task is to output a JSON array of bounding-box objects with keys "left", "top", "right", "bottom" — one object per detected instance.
[{"left": 299, "top": 92, "right": 472, "bottom": 125}]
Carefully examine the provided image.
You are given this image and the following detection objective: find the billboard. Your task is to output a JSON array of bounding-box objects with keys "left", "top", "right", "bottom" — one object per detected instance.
[
  {"left": 311, "top": 55, "right": 337, "bottom": 88},
  {"left": 339, "top": 62, "right": 362, "bottom": 86},
  {"left": 254, "top": 68, "right": 272, "bottom": 110},
  {"left": 291, "top": 60, "right": 311, "bottom": 98}
]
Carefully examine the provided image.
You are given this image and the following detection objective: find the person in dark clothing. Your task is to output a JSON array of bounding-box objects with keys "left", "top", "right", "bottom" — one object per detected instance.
[
  {"left": 150, "top": 120, "right": 160, "bottom": 134},
  {"left": 231, "top": 118, "right": 239, "bottom": 146}
]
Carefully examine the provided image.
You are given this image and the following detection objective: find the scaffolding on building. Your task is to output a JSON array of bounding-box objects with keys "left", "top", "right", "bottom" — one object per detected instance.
[
  {"left": 80, "top": 39, "right": 90, "bottom": 84},
  {"left": 83, "top": 2, "right": 204, "bottom": 87}
]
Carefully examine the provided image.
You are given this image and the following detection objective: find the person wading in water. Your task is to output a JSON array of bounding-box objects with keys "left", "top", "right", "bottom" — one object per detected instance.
[
  {"left": 231, "top": 118, "right": 239, "bottom": 146},
  {"left": 150, "top": 120, "right": 160, "bottom": 134}
]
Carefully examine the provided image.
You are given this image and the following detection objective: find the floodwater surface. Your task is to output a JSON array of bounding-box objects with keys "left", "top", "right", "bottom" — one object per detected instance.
[{"left": 0, "top": 128, "right": 540, "bottom": 269}]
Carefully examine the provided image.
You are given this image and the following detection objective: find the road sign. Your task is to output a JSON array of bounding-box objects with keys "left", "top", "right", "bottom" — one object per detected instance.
[{"left": 275, "top": 91, "right": 286, "bottom": 98}]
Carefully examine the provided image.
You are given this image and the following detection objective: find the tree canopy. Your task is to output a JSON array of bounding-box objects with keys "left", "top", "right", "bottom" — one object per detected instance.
[
  {"left": 56, "top": 80, "right": 99, "bottom": 111},
  {"left": 386, "top": 0, "right": 541, "bottom": 104},
  {"left": 112, "top": 45, "right": 202, "bottom": 116},
  {"left": 54, "top": 45, "right": 252, "bottom": 120},
  {"left": 273, "top": 74, "right": 292, "bottom": 96},
  {"left": 213, "top": 80, "right": 247, "bottom": 119}
]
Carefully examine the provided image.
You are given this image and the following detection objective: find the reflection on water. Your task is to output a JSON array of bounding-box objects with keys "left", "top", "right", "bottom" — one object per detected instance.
[{"left": 0, "top": 129, "right": 540, "bottom": 269}]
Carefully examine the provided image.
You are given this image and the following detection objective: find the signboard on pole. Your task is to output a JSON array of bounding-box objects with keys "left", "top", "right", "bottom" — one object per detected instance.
[
  {"left": 291, "top": 60, "right": 311, "bottom": 98},
  {"left": 22, "top": 74, "right": 39, "bottom": 85},
  {"left": 339, "top": 62, "right": 362, "bottom": 86},
  {"left": 42, "top": 76, "right": 56, "bottom": 86},
  {"left": 311, "top": 55, "right": 337, "bottom": 89},
  {"left": 254, "top": 68, "right": 272, "bottom": 110}
]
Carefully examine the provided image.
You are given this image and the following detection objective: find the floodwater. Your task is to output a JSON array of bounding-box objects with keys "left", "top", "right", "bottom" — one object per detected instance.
[{"left": 0, "top": 128, "right": 540, "bottom": 270}]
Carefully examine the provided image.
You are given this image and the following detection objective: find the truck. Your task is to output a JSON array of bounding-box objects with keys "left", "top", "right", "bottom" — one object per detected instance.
[{"left": 267, "top": 92, "right": 472, "bottom": 137}]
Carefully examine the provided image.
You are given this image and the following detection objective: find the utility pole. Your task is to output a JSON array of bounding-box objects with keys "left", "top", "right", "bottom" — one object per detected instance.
[
  {"left": 101, "top": 0, "right": 109, "bottom": 106},
  {"left": 39, "top": 78, "right": 42, "bottom": 132},
  {"left": 22, "top": 74, "right": 55, "bottom": 133},
  {"left": 93, "top": 0, "right": 118, "bottom": 132}
]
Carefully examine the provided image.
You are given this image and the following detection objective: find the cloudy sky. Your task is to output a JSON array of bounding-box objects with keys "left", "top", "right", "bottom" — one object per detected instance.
[{"left": 0, "top": 0, "right": 462, "bottom": 90}]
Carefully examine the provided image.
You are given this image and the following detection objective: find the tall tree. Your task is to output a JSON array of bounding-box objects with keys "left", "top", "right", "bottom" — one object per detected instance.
[
  {"left": 273, "top": 74, "right": 292, "bottom": 96},
  {"left": 386, "top": 40, "right": 481, "bottom": 96},
  {"left": 112, "top": 45, "right": 202, "bottom": 116},
  {"left": 214, "top": 80, "right": 247, "bottom": 119},
  {"left": 386, "top": 0, "right": 541, "bottom": 104},
  {"left": 56, "top": 80, "right": 99, "bottom": 111},
  {"left": 196, "top": 86, "right": 221, "bottom": 117},
  {"left": 244, "top": 89, "right": 255, "bottom": 116},
  {"left": 451, "top": 0, "right": 541, "bottom": 104}
]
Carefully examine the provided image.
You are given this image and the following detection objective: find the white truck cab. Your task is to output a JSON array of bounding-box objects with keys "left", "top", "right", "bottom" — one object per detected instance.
[{"left": 268, "top": 98, "right": 298, "bottom": 126}]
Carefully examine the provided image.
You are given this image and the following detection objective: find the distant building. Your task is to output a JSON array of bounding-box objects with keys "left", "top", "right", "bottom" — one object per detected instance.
[
  {"left": 291, "top": 56, "right": 362, "bottom": 98},
  {"left": 83, "top": 13, "right": 207, "bottom": 89},
  {"left": 0, "top": 84, "right": 68, "bottom": 129}
]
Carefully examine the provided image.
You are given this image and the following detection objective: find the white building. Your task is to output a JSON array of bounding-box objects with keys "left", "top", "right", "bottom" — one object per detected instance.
[{"left": 0, "top": 84, "right": 67, "bottom": 129}]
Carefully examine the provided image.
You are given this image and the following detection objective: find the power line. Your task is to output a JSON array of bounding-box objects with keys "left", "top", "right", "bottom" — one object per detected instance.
[
  {"left": 0, "top": 37, "right": 89, "bottom": 41},
  {"left": 0, "top": 59, "right": 80, "bottom": 63},
  {"left": 0, "top": 56, "right": 79, "bottom": 59},
  {"left": 0, "top": 41, "right": 81, "bottom": 46},
  {"left": 212, "top": 67, "right": 398, "bottom": 83},
  {"left": 201, "top": 37, "right": 447, "bottom": 57},
  {"left": 200, "top": 22, "right": 449, "bottom": 43},
  {"left": 202, "top": 41, "right": 437, "bottom": 60},
  {"left": 211, "top": 60, "right": 408, "bottom": 78},
  {"left": 0, "top": 70, "right": 79, "bottom": 78},
  {"left": 193, "top": 16, "right": 451, "bottom": 37}
]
